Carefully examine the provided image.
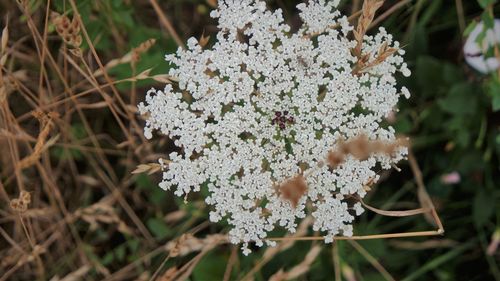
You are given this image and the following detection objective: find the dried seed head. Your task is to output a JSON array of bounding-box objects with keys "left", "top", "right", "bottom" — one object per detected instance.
[
  {"left": 279, "top": 175, "right": 308, "bottom": 208},
  {"left": 327, "top": 150, "right": 345, "bottom": 169},
  {"left": 20, "top": 190, "right": 31, "bottom": 205},
  {"left": 52, "top": 12, "right": 82, "bottom": 49},
  {"left": 340, "top": 134, "right": 371, "bottom": 160},
  {"left": 132, "top": 38, "right": 157, "bottom": 63},
  {"left": 327, "top": 134, "right": 408, "bottom": 169},
  {"left": 10, "top": 191, "right": 31, "bottom": 213},
  {"left": 353, "top": 0, "right": 384, "bottom": 58}
]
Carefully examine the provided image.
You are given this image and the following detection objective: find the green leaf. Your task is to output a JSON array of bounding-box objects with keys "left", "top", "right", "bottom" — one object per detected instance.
[
  {"left": 416, "top": 56, "right": 443, "bottom": 96},
  {"left": 394, "top": 116, "right": 413, "bottom": 134},
  {"left": 420, "top": 0, "right": 442, "bottom": 27},
  {"left": 285, "top": 137, "right": 293, "bottom": 154},
  {"left": 101, "top": 252, "right": 114, "bottom": 265},
  {"left": 437, "top": 83, "right": 477, "bottom": 115},
  {"left": 473, "top": 190, "right": 495, "bottom": 227},
  {"left": 146, "top": 218, "right": 171, "bottom": 240},
  {"left": 492, "top": 92, "right": 500, "bottom": 111},
  {"left": 115, "top": 245, "right": 126, "bottom": 261},
  {"left": 481, "top": 11, "right": 494, "bottom": 29},
  {"left": 478, "top": 0, "right": 497, "bottom": 8},
  {"left": 488, "top": 78, "right": 500, "bottom": 111},
  {"left": 192, "top": 251, "right": 227, "bottom": 281},
  {"left": 464, "top": 21, "right": 478, "bottom": 37},
  {"left": 402, "top": 241, "right": 475, "bottom": 281}
]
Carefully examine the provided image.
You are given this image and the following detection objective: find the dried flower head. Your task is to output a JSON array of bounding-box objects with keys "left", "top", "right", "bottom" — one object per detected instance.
[
  {"left": 10, "top": 190, "right": 31, "bottom": 213},
  {"left": 51, "top": 12, "right": 82, "bottom": 56},
  {"left": 139, "top": 0, "right": 410, "bottom": 254},
  {"left": 278, "top": 175, "right": 308, "bottom": 208}
]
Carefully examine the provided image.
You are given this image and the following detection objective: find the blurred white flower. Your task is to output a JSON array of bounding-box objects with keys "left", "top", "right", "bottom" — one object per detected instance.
[
  {"left": 464, "top": 19, "right": 500, "bottom": 74},
  {"left": 139, "top": 0, "right": 410, "bottom": 254}
]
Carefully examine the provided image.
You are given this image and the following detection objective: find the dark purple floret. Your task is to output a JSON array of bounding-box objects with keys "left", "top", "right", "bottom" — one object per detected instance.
[{"left": 272, "top": 110, "right": 295, "bottom": 130}]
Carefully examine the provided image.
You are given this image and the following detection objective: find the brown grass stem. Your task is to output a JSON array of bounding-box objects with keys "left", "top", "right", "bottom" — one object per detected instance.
[{"left": 149, "top": 0, "right": 185, "bottom": 49}]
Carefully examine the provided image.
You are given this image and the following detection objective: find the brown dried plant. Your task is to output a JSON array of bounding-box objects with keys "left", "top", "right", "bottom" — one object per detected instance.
[
  {"left": 277, "top": 174, "right": 308, "bottom": 208},
  {"left": 165, "top": 233, "right": 228, "bottom": 258},
  {"left": 351, "top": 0, "right": 403, "bottom": 75},
  {"left": 10, "top": 190, "right": 31, "bottom": 213},
  {"left": 132, "top": 39, "right": 157, "bottom": 64},
  {"left": 0, "top": 22, "right": 8, "bottom": 105},
  {"left": 327, "top": 134, "right": 409, "bottom": 169},
  {"left": 352, "top": 0, "right": 384, "bottom": 58},
  {"left": 51, "top": 12, "right": 82, "bottom": 56},
  {"left": 269, "top": 244, "right": 322, "bottom": 281},
  {"left": 74, "top": 198, "right": 134, "bottom": 235},
  {"left": 17, "top": 111, "right": 59, "bottom": 170},
  {"left": 277, "top": 134, "right": 408, "bottom": 210}
]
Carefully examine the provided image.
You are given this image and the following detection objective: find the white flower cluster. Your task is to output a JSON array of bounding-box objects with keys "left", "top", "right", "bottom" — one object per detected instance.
[{"left": 139, "top": 0, "right": 410, "bottom": 254}]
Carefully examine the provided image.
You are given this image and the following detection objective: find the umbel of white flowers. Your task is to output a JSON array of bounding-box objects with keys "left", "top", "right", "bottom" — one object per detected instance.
[{"left": 139, "top": 0, "right": 411, "bottom": 255}]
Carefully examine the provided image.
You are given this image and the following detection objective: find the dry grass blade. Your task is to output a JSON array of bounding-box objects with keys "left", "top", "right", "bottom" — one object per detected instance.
[
  {"left": 135, "top": 68, "right": 153, "bottom": 81},
  {"left": 269, "top": 245, "right": 322, "bottom": 281},
  {"left": 241, "top": 217, "right": 313, "bottom": 281},
  {"left": 268, "top": 207, "right": 445, "bottom": 242},
  {"left": 0, "top": 23, "right": 9, "bottom": 104},
  {"left": 173, "top": 249, "right": 211, "bottom": 281},
  {"left": 332, "top": 242, "right": 341, "bottom": 281},
  {"left": 93, "top": 38, "right": 157, "bottom": 77},
  {"left": 164, "top": 234, "right": 228, "bottom": 258},
  {"left": 132, "top": 159, "right": 170, "bottom": 175},
  {"left": 51, "top": 265, "right": 91, "bottom": 281},
  {"left": 370, "top": 0, "right": 411, "bottom": 28},
  {"left": 75, "top": 197, "right": 134, "bottom": 235},
  {"left": 223, "top": 246, "right": 238, "bottom": 281},
  {"left": 359, "top": 198, "right": 429, "bottom": 217},
  {"left": 1, "top": 24, "right": 8, "bottom": 54},
  {"left": 152, "top": 74, "right": 178, "bottom": 84},
  {"left": 150, "top": 234, "right": 226, "bottom": 281},
  {"left": 341, "top": 264, "right": 356, "bottom": 281},
  {"left": 132, "top": 38, "right": 156, "bottom": 63},
  {"left": 390, "top": 239, "right": 458, "bottom": 250},
  {"left": 149, "top": 0, "right": 185, "bottom": 49},
  {"left": 92, "top": 53, "right": 134, "bottom": 77},
  {"left": 157, "top": 267, "right": 178, "bottom": 281},
  {"left": 348, "top": 240, "right": 395, "bottom": 281},
  {"left": 408, "top": 150, "right": 438, "bottom": 226},
  {"left": 17, "top": 111, "right": 58, "bottom": 170}
]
